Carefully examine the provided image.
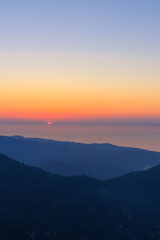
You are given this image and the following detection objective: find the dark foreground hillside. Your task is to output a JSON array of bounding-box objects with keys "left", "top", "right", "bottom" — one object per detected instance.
[{"left": 1, "top": 153, "right": 160, "bottom": 240}]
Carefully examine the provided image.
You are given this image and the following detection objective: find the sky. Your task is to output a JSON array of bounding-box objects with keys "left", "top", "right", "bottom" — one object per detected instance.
[{"left": 0, "top": 0, "right": 160, "bottom": 120}]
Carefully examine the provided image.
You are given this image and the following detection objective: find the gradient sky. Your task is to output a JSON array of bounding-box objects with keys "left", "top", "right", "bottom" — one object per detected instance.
[{"left": 0, "top": 0, "right": 160, "bottom": 120}]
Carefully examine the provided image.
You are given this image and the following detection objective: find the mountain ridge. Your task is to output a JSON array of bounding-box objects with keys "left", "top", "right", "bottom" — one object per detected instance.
[
  {"left": 0, "top": 135, "right": 160, "bottom": 179},
  {"left": 1, "top": 153, "right": 160, "bottom": 239}
]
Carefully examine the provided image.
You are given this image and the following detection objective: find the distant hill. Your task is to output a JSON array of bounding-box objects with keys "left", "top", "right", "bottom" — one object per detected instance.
[
  {"left": 0, "top": 135, "right": 160, "bottom": 179},
  {"left": 1, "top": 153, "right": 160, "bottom": 239}
]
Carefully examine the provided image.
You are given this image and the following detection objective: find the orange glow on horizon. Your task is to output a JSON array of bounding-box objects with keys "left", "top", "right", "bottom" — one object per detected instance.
[
  {"left": 1, "top": 110, "right": 160, "bottom": 121},
  {"left": 1, "top": 53, "right": 160, "bottom": 121}
]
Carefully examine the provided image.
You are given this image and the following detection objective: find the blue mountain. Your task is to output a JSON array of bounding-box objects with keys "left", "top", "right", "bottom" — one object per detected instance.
[{"left": 0, "top": 135, "right": 160, "bottom": 179}]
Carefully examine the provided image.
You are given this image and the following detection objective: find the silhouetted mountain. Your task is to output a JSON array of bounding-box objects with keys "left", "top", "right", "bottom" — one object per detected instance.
[
  {"left": 0, "top": 135, "right": 160, "bottom": 179},
  {"left": 1, "top": 153, "right": 160, "bottom": 239}
]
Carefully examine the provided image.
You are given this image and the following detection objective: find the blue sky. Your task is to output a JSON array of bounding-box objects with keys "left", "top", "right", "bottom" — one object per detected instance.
[
  {"left": 0, "top": 0, "right": 160, "bottom": 55},
  {"left": 0, "top": 0, "right": 160, "bottom": 120}
]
